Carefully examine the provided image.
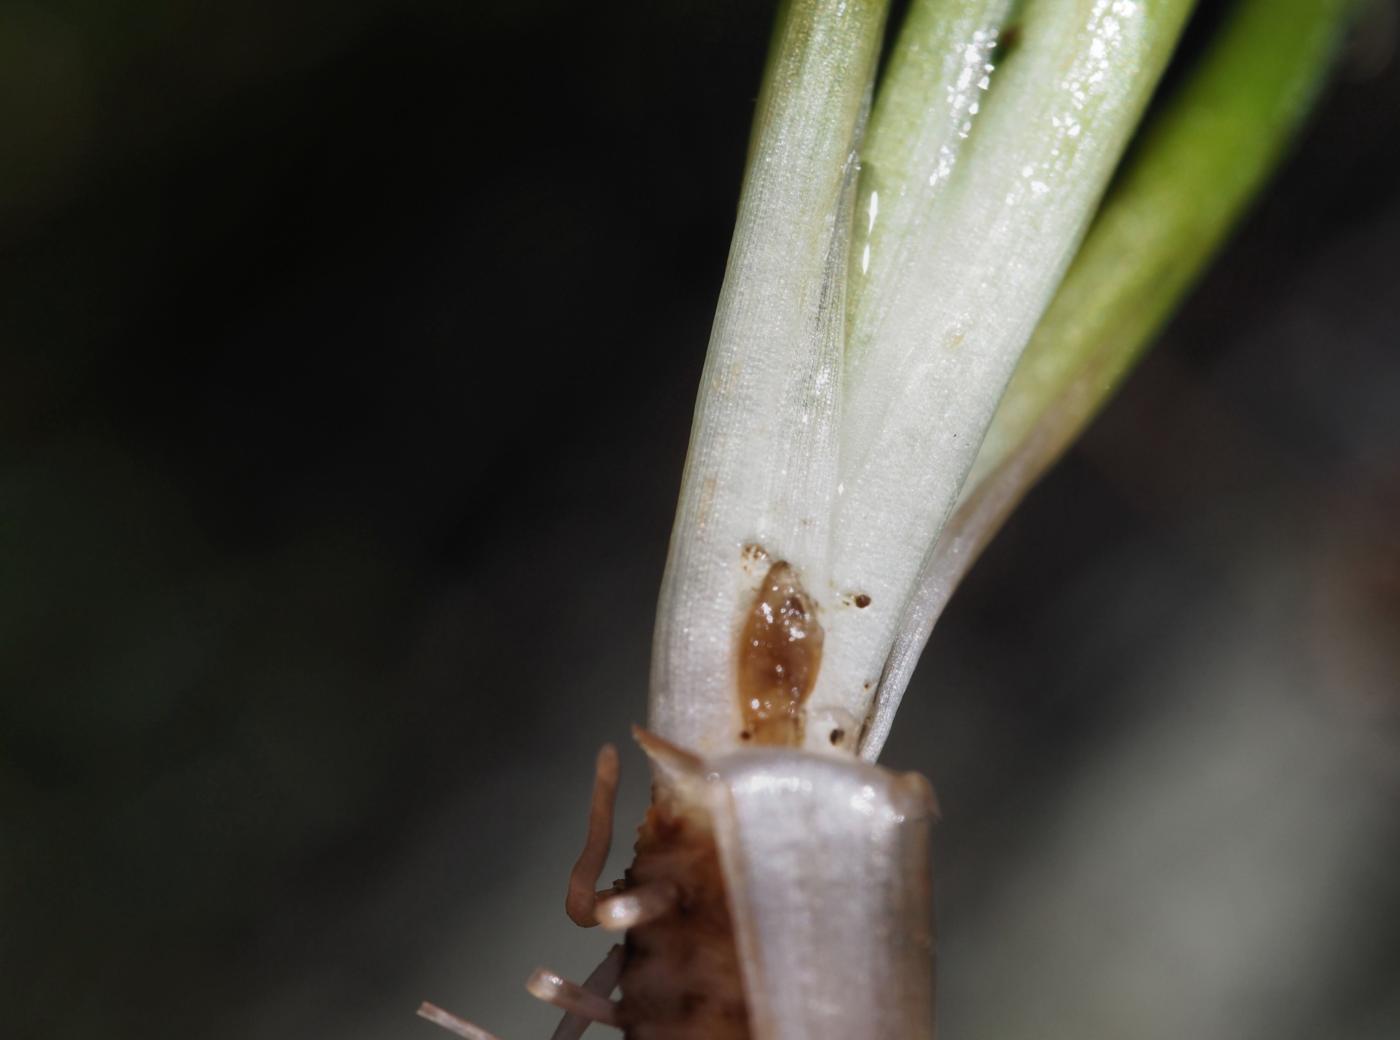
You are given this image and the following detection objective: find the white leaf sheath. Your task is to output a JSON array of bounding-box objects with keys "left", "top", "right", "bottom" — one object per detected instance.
[
  {"left": 647, "top": 0, "right": 887, "bottom": 757},
  {"left": 624, "top": 734, "right": 937, "bottom": 1040},
  {"left": 712, "top": 751, "right": 938, "bottom": 1040}
]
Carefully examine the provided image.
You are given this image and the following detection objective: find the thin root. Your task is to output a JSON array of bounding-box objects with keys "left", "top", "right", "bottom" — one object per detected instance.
[
  {"left": 416, "top": 1001, "right": 504, "bottom": 1040},
  {"left": 566, "top": 744, "right": 620, "bottom": 927},
  {"left": 527, "top": 967, "right": 622, "bottom": 1027},
  {"left": 547, "top": 944, "right": 626, "bottom": 1040},
  {"left": 595, "top": 880, "right": 679, "bottom": 932}
]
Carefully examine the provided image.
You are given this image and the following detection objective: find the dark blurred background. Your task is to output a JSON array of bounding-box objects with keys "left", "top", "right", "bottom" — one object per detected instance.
[{"left": 1, "top": 1, "right": 1397, "bottom": 1038}]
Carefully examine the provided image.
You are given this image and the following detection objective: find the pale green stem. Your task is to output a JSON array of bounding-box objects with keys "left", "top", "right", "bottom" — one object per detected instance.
[
  {"left": 863, "top": 0, "right": 1361, "bottom": 759},
  {"left": 819, "top": 0, "right": 1195, "bottom": 751}
]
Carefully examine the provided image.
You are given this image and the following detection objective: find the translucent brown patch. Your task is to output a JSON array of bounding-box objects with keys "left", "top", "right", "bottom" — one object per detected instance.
[{"left": 737, "top": 561, "right": 823, "bottom": 746}]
